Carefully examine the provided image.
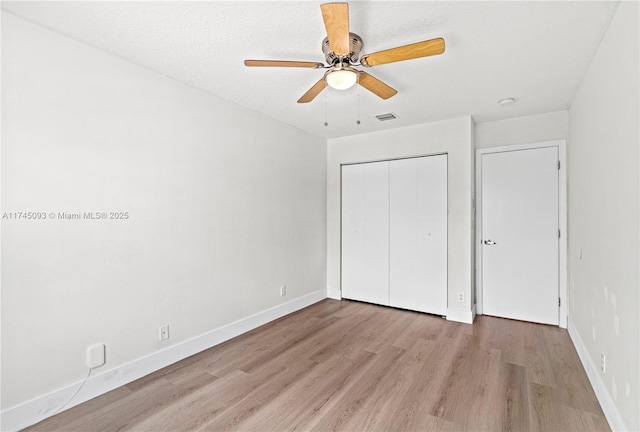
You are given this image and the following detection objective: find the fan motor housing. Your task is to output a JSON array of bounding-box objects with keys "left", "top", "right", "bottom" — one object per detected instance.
[{"left": 322, "top": 32, "right": 363, "bottom": 65}]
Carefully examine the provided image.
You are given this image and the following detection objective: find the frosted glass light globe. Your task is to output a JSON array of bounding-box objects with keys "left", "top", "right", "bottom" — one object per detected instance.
[{"left": 326, "top": 69, "right": 357, "bottom": 90}]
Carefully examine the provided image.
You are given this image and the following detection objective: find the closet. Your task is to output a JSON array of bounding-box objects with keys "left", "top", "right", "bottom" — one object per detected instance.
[{"left": 341, "top": 154, "right": 447, "bottom": 315}]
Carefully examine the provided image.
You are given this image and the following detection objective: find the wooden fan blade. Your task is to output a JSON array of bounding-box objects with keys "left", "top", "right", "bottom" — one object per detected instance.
[
  {"left": 360, "top": 38, "right": 445, "bottom": 67},
  {"left": 298, "top": 78, "right": 327, "bottom": 103},
  {"left": 321, "top": 3, "right": 350, "bottom": 56},
  {"left": 244, "top": 60, "right": 324, "bottom": 68},
  {"left": 357, "top": 71, "right": 397, "bottom": 99}
]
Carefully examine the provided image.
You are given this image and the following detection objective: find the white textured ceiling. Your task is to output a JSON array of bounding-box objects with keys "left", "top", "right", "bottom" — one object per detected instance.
[{"left": 1, "top": 1, "right": 619, "bottom": 139}]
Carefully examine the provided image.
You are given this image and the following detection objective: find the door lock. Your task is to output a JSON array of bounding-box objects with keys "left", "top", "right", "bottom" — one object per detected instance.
[{"left": 483, "top": 240, "right": 497, "bottom": 245}]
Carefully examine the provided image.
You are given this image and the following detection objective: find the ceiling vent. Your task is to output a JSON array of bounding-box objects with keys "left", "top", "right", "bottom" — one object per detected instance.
[{"left": 375, "top": 112, "right": 397, "bottom": 121}]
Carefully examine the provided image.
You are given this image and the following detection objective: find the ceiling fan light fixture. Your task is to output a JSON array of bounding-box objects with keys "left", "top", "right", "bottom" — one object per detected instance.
[{"left": 325, "top": 67, "right": 358, "bottom": 90}]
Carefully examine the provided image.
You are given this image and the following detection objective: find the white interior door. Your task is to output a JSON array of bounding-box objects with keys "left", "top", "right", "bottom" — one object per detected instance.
[
  {"left": 481, "top": 147, "right": 559, "bottom": 325},
  {"left": 389, "top": 155, "right": 447, "bottom": 315},
  {"left": 341, "top": 161, "right": 389, "bottom": 305}
]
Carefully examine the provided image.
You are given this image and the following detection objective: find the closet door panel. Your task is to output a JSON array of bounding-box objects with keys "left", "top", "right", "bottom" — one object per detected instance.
[
  {"left": 341, "top": 162, "right": 389, "bottom": 305},
  {"left": 389, "top": 155, "right": 447, "bottom": 315}
]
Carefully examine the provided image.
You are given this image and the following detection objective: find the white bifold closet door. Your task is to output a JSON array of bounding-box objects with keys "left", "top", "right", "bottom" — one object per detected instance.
[
  {"left": 341, "top": 161, "right": 390, "bottom": 306},
  {"left": 341, "top": 155, "right": 447, "bottom": 315},
  {"left": 389, "top": 155, "right": 447, "bottom": 315}
]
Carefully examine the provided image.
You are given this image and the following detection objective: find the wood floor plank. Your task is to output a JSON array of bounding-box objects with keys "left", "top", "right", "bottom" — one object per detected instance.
[
  {"left": 393, "top": 337, "right": 463, "bottom": 431},
  {"left": 195, "top": 358, "right": 319, "bottom": 432},
  {"left": 495, "top": 362, "right": 530, "bottom": 432},
  {"left": 309, "top": 345, "right": 407, "bottom": 431},
  {"left": 523, "top": 322, "right": 558, "bottom": 387},
  {"left": 306, "top": 309, "right": 379, "bottom": 362},
  {"left": 24, "top": 299, "right": 611, "bottom": 432},
  {"left": 204, "top": 314, "right": 331, "bottom": 376},
  {"left": 30, "top": 375, "right": 200, "bottom": 432},
  {"left": 24, "top": 386, "right": 133, "bottom": 432},
  {"left": 127, "top": 370, "right": 247, "bottom": 431},
  {"left": 390, "top": 312, "right": 436, "bottom": 348},
  {"left": 470, "top": 314, "right": 527, "bottom": 366},
  {"left": 336, "top": 337, "right": 436, "bottom": 431},
  {"left": 428, "top": 332, "right": 496, "bottom": 423},
  {"left": 228, "top": 350, "right": 377, "bottom": 431}
]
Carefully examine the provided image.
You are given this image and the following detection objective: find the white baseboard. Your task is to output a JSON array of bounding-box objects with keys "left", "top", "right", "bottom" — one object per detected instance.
[
  {"left": 446, "top": 304, "right": 476, "bottom": 324},
  {"left": 0, "top": 289, "right": 327, "bottom": 432},
  {"left": 568, "top": 319, "right": 627, "bottom": 431}
]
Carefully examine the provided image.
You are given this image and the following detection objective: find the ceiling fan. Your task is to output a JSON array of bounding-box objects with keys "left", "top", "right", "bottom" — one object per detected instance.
[{"left": 244, "top": 2, "right": 445, "bottom": 103}]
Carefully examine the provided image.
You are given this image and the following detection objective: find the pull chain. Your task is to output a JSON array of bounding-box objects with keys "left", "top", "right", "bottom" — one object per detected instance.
[
  {"left": 356, "top": 81, "right": 361, "bottom": 125},
  {"left": 324, "top": 92, "right": 328, "bottom": 127}
]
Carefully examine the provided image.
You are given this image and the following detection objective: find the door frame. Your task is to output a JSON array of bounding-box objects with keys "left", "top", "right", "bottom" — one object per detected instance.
[{"left": 475, "top": 140, "right": 567, "bottom": 328}]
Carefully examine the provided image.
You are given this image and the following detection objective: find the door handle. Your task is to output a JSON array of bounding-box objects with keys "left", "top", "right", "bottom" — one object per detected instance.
[{"left": 483, "top": 240, "right": 497, "bottom": 245}]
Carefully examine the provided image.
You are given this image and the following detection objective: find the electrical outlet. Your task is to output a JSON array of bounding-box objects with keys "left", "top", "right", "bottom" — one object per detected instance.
[
  {"left": 159, "top": 324, "right": 169, "bottom": 341},
  {"left": 601, "top": 353, "right": 606, "bottom": 373},
  {"left": 86, "top": 344, "right": 106, "bottom": 369},
  {"left": 280, "top": 286, "right": 286, "bottom": 297},
  {"left": 457, "top": 293, "right": 464, "bottom": 303}
]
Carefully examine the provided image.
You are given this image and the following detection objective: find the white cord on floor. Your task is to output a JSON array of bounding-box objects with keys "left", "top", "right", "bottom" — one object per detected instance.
[{"left": 54, "top": 367, "right": 93, "bottom": 414}]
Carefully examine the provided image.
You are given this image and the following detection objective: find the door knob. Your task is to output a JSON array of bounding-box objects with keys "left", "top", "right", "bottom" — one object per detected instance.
[{"left": 483, "top": 239, "right": 497, "bottom": 245}]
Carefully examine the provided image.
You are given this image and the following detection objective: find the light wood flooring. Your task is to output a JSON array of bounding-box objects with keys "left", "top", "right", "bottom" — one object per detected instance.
[{"left": 26, "top": 299, "right": 610, "bottom": 432}]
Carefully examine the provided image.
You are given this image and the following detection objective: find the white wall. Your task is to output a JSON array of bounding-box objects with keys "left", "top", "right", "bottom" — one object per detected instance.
[
  {"left": 326, "top": 117, "right": 475, "bottom": 321},
  {"left": 567, "top": 1, "right": 639, "bottom": 430},
  {"left": 475, "top": 111, "right": 568, "bottom": 149},
  {"left": 1, "top": 10, "right": 326, "bottom": 422}
]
